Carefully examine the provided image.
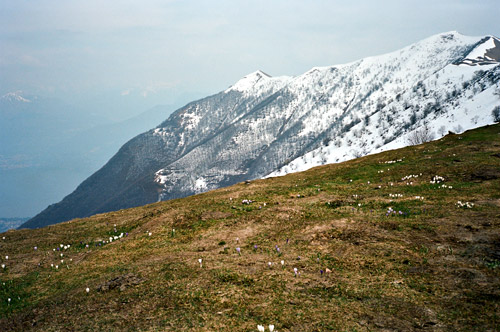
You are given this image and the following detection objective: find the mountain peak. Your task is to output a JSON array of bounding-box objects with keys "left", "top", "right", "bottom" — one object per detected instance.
[
  {"left": 1, "top": 91, "right": 31, "bottom": 103},
  {"left": 226, "top": 70, "right": 272, "bottom": 92},
  {"left": 439, "top": 30, "right": 462, "bottom": 37},
  {"left": 457, "top": 35, "right": 500, "bottom": 66}
]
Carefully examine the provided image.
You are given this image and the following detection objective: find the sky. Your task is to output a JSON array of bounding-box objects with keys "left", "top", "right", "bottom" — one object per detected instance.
[{"left": 1, "top": 0, "right": 500, "bottom": 116}]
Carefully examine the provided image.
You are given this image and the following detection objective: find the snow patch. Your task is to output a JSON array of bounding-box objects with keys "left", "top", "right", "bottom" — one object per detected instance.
[{"left": 194, "top": 178, "right": 208, "bottom": 191}]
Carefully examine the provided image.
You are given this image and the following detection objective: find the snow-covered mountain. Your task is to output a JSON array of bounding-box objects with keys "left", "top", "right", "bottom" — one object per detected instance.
[
  {"left": 269, "top": 33, "right": 500, "bottom": 176},
  {"left": 22, "top": 31, "right": 500, "bottom": 229}
]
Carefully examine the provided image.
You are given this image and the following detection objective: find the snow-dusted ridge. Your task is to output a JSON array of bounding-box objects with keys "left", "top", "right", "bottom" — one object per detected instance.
[
  {"left": 25, "top": 31, "right": 500, "bottom": 228},
  {"left": 153, "top": 31, "right": 500, "bottom": 188},
  {"left": 268, "top": 32, "right": 500, "bottom": 176}
]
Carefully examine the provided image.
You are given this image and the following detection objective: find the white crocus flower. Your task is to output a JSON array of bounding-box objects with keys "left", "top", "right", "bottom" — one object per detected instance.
[
  {"left": 257, "top": 325, "right": 265, "bottom": 332},
  {"left": 269, "top": 325, "right": 275, "bottom": 332}
]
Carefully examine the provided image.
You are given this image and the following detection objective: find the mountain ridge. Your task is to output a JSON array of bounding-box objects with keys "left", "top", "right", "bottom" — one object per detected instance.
[{"left": 22, "top": 31, "right": 500, "bottom": 229}]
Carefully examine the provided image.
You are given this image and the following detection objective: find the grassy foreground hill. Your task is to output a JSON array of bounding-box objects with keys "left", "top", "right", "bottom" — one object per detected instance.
[{"left": 1, "top": 124, "right": 499, "bottom": 331}]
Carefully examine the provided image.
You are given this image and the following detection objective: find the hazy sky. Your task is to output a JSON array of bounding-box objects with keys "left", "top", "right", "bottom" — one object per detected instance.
[{"left": 1, "top": 0, "right": 499, "bottom": 105}]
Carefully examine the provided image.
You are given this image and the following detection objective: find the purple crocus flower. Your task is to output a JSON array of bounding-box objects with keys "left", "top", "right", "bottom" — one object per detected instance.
[
  {"left": 253, "top": 244, "right": 258, "bottom": 250},
  {"left": 236, "top": 247, "right": 241, "bottom": 255},
  {"left": 320, "top": 269, "right": 324, "bottom": 275}
]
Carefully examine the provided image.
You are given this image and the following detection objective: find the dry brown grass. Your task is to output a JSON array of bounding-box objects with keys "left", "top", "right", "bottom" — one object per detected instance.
[{"left": 0, "top": 124, "right": 499, "bottom": 331}]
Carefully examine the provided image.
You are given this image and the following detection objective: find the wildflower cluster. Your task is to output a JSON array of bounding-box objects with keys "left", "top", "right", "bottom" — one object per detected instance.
[
  {"left": 430, "top": 175, "right": 445, "bottom": 184},
  {"left": 382, "top": 158, "right": 403, "bottom": 164},
  {"left": 56, "top": 244, "right": 71, "bottom": 251},
  {"left": 385, "top": 207, "right": 406, "bottom": 216},
  {"left": 389, "top": 193, "right": 403, "bottom": 198},
  {"left": 257, "top": 324, "right": 275, "bottom": 332},
  {"left": 109, "top": 232, "right": 125, "bottom": 242},
  {"left": 439, "top": 184, "right": 453, "bottom": 189},
  {"left": 456, "top": 201, "right": 474, "bottom": 209},
  {"left": 241, "top": 199, "right": 253, "bottom": 205},
  {"left": 401, "top": 173, "right": 421, "bottom": 181},
  {"left": 414, "top": 196, "right": 425, "bottom": 200}
]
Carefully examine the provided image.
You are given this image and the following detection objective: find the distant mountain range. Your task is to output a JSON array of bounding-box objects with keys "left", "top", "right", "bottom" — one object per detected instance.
[{"left": 22, "top": 31, "right": 500, "bottom": 229}]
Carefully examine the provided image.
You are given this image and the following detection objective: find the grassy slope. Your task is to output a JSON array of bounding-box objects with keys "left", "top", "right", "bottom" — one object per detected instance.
[{"left": 1, "top": 124, "right": 499, "bottom": 332}]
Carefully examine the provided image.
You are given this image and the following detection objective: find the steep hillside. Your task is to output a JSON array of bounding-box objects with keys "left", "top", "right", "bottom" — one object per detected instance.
[
  {"left": 23, "top": 31, "right": 500, "bottom": 229},
  {"left": 2, "top": 124, "right": 500, "bottom": 331}
]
